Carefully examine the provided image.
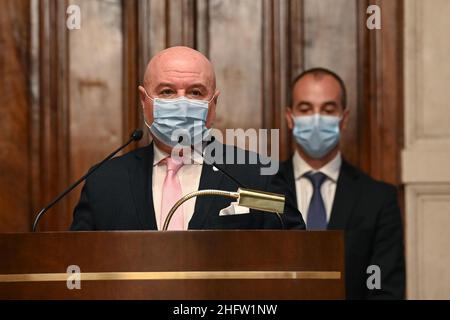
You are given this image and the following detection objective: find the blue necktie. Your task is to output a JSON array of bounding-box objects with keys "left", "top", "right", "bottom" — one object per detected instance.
[{"left": 304, "top": 172, "right": 328, "bottom": 230}]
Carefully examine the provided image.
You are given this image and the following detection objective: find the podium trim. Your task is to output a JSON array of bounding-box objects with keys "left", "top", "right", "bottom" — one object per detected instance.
[{"left": 0, "top": 271, "right": 341, "bottom": 282}]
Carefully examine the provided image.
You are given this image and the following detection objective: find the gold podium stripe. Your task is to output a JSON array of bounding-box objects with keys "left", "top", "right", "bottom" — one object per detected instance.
[{"left": 0, "top": 271, "right": 341, "bottom": 282}]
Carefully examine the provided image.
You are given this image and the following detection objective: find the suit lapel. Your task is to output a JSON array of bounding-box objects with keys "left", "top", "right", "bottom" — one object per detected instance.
[
  {"left": 188, "top": 162, "right": 225, "bottom": 229},
  {"left": 188, "top": 142, "right": 226, "bottom": 229},
  {"left": 327, "top": 160, "right": 360, "bottom": 230},
  {"left": 285, "top": 157, "right": 297, "bottom": 204},
  {"left": 128, "top": 144, "right": 157, "bottom": 230}
]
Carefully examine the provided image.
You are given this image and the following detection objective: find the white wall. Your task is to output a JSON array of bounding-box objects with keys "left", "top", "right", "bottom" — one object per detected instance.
[{"left": 403, "top": 0, "right": 450, "bottom": 300}]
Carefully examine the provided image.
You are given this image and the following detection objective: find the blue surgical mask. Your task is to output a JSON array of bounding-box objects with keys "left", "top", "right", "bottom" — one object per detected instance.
[
  {"left": 292, "top": 114, "right": 341, "bottom": 159},
  {"left": 144, "top": 95, "right": 211, "bottom": 147}
]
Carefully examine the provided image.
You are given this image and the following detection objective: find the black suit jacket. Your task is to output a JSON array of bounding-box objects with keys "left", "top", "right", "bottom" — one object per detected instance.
[
  {"left": 71, "top": 144, "right": 305, "bottom": 231},
  {"left": 276, "top": 157, "right": 405, "bottom": 299}
]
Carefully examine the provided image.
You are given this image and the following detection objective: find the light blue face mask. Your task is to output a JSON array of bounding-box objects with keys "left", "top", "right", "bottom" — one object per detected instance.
[
  {"left": 144, "top": 95, "right": 211, "bottom": 147},
  {"left": 292, "top": 114, "right": 341, "bottom": 159}
]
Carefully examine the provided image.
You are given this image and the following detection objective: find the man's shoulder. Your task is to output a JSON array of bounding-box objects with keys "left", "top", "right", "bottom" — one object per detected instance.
[
  {"left": 280, "top": 157, "right": 293, "bottom": 170},
  {"left": 277, "top": 156, "right": 397, "bottom": 194},
  {"left": 207, "top": 143, "right": 273, "bottom": 168},
  {"left": 274, "top": 157, "right": 294, "bottom": 182},
  {"left": 342, "top": 160, "right": 397, "bottom": 195},
  {"left": 88, "top": 144, "right": 152, "bottom": 180},
  {"left": 227, "top": 144, "right": 272, "bottom": 164}
]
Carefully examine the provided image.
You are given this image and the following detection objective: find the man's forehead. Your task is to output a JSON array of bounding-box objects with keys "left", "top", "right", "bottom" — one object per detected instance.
[
  {"left": 150, "top": 69, "right": 209, "bottom": 86},
  {"left": 144, "top": 47, "right": 216, "bottom": 88},
  {"left": 293, "top": 76, "right": 341, "bottom": 98},
  {"left": 160, "top": 68, "right": 202, "bottom": 77},
  {"left": 153, "top": 53, "right": 207, "bottom": 69}
]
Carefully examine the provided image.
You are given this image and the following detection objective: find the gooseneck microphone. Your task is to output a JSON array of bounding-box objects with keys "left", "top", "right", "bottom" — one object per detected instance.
[
  {"left": 190, "top": 138, "right": 248, "bottom": 189},
  {"left": 32, "top": 129, "right": 143, "bottom": 232},
  {"left": 187, "top": 139, "right": 285, "bottom": 229}
]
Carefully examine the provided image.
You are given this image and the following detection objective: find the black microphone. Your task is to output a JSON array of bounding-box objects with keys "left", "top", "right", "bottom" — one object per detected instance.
[
  {"left": 32, "top": 129, "right": 144, "bottom": 232},
  {"left": 189, "top": 138, "right": 248, "bottom": 189},
  {"left": 179, "top": 136, "right": 285, "bottom": 229},
  {"left": 190, "top": 140, "right": 285, "bottom": 229}
]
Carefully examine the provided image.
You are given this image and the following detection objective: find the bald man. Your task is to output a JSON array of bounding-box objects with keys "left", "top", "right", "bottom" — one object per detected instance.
[{"left": 71, "top": 47, "right": 305, "bottom": 231}]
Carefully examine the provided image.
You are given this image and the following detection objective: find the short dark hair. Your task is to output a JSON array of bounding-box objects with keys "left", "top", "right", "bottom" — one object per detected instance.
[{"left": 290, "top": 67, "right": 347, "bottom": 109}]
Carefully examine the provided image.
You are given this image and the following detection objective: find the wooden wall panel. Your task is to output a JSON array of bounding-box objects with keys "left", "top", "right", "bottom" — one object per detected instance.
[
  {"left": 196, "top": 0, "right": 304, "bottom": 158},
  {"left": 207, "top": 0, "right": 264, "bottom": 133},
  {"left": 138, "top": 0, "right": 195, "bottom": 76},
  {"left": 27, "top": 0, "right": 127, "bottom": 231},
  {"left": 303, "top": 0, "right": 359, "bottom": 166},
  {"left": 0, "top": 0, "right": 405, "bottom": 232},
  {"left": 64, "top": 0, "right": 124, "bottom": 230},
  {"left": 68, "top": 0, "right": 124, "bottom": 169},
  {"left": 0, "top": 0, "right": 31, "bottom": 232},
  {"left": 167, "top": 0, "right": 195, "bottom": 47},
  {"left": 262, "top": 0, "right": 304, "bottom": 161},
  {"left": 123, "top": 0, "right": 140, "bottom": 149},
  {"left": 358, "top": 0, "right": 404, "bottom": 186},
  {"left": 138, "top": 0, "right": 165, "bottom": 74},
  {"left": 34, "top": 0, "right": 70, "bottom": 231}
]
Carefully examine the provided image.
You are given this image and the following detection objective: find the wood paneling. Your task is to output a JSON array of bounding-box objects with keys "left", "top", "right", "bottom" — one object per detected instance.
[
  {"left": 358, "top": 0, "right": 404, "bottom": 186},
  {"left": 208, "top": 0, "right": 264, "bottom": 131},
  {"left": 0, "top": 0, "right": 31, "bottom": 232},
  {"left": 167, "top": 0, "right": 195, "bottom": 47},
  {"left": 262, "top": 0, "right": 289, "bottom": 160},
  {"left": 303, "top": 0, "right": 359, "bottom": 165},
  {"left": 65, "top": 0, "right": 125, "bottom": 230},
  {"left": 0, "top": 0, "right": 405, "bottom": 232},
  {"left": 122, "top": 0, "right": 140, "bottom": 149},
  {"left": 35, "top": 0, "right": 70, "bottom": 230}
]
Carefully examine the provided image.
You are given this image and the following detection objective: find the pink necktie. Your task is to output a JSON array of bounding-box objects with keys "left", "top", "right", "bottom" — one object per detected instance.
[{"left": 160, "top": 157, "right": 184, "bottom": 230}]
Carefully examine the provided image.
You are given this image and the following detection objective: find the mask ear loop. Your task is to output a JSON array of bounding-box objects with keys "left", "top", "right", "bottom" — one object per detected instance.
[
  {"left": 206, "top": 93, "right": 216, "bottom": 104},
  {"left": 142, "top": 89, "right": 154, "bottom": 129},
  {"left": 143, "top": 89, "right": 154, "bottom": 103},
  {"left": 333, "top": 114, "right": 344, "bottom": 125}
]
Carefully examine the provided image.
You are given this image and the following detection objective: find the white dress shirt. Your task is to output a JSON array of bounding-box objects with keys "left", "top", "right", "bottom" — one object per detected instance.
[
  {"left": 292, "top": 151, "right": 342, "bottom": 224},
  {"left": 152, "top": 144, "right": 203, "bottom": 230}
]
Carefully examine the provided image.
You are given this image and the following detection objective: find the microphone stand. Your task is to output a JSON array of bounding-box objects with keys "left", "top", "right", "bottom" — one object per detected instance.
[{"left": 32, "top": 130, "right": 143, "bottom": 232}]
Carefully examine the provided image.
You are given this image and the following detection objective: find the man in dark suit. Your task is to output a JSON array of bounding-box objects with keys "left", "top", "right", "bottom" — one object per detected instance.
[
  {"left": 71, "top": 46, "right": 304, "bottom": 231},
  {"left": 276, "top": 67, "right": 405, "bottom": 299}
]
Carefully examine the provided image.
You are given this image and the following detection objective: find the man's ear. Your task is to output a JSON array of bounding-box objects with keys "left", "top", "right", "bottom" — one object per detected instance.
[
  {"left": 206, "top": 103, "right": 217, "bottom": 129},
  {"left": 138, "top": 86, "right": 147, "bottom": 107},
  {"left": 340, "top": 108, "right": 350, "bottom": 131},
  {"left": 206, "top": 90, "right": 219, "bottom": 128},
  {"left": 212, "top": 90, "right": 220, "bottom": 105},
  {"left": 285, "top": 107, "right": 294, "bottom": 130}
]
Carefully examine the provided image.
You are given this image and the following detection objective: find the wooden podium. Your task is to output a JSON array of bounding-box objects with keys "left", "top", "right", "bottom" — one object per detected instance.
[{"left": 0, "top": 231, "right": 344, "bottom": 299}]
